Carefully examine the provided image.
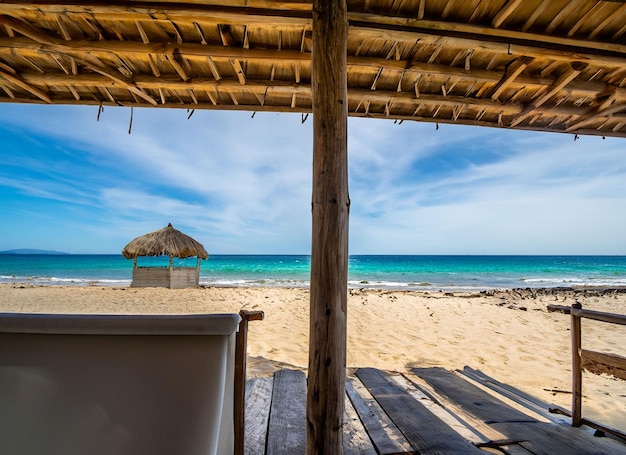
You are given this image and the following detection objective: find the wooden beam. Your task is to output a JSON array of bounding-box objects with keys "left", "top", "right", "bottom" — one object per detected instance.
[
  {"left": 56, "top": 15, "right": 72, "bottom": 41},
  {"left": 135, "top": 20, "right": 150, "bottom": 44},
  {"left": 12, "top": 71, "right": 602, "bottom": 120},
  {"left": 308, "top": 0, "right": 348, "bottom": 453},
  {"left": 0, "top": 36, "right": 313, "bottom": 63},
  {"left": 0, "top": 14, "right": 58, "bottom": 45},
  {"left": 0, "top": 82, "right": 15, "bottom": 98},
  {"left": 218, "top": 24, "right": 236, "bottom": 47},
  {"left": 206, "top": 57, "right": 222, "bottom": 81},
  {"left": 566, "top": 94, "right": 626, "bottom": 132},
  {"left": 147, "top": 53, "right": 160, "bottom": 77},
  {"left": 571, "top": 305, "right": 626, "bottom": 325},
  {"left": 613, "top": 21, "right": 626, "bottom": 40},
  {"left": 441, "top": 0, "right": 456, "bottom": 20},
  {"left": 0, "top": 2, "right": 314, "bottom": 25},
  {"left": 0, "top": 61, "right": 16, "bottom": 74},
  {"left": 581, "top": 349, "right": 626, "bottom": 381},
  {"left": 98, "top": 85, "right": 115, "bottom": 103},
  {"left": 69, "top": 56, "right": 77, "bottom": 75},
  {"left": 193, "top": 21, "right": 207, "bottom": 45},
  {"left": 3, "top": 20, "right": 626, "bottom": 87},
  {"left": 4, "top": 2, "right": 626, "bottom": 65},
  {"left": 0, "top": 17, "right": 158, "bottom": 104},
  {"left": 492, "top": 0, "right": 523, "bottom": 29},
  {"left": 347, "top": 13, "right": 626, "bottom": 57},
  {"left": 67, "top": 84, "right": 80, "bottom": 100},
  {"left": 0, "top": 38, "right": 590, "bottom": 97},
  {"left": 568, "top": 3, "right": 604, "bottom": 37},
  {"left": 546, "top": 0, "right": 581, "bottom": 34},
  {"left": 370, "top": 67, "right": 383, "bottom": 90},
  {"left": 510, "top": 62, "right": 586, "bottom": 127},
  {"left": 0, "top": 69, "right": 51, "bottom": 102},
  {"left": 76, "top": 55, "right": 159, "bottom": 106},
  {"left": 169, "top": 20, "right": 184, "bottom": 45},
  {"left": 165, "top": 53, "right": 189, "bottom": 81},
  {"left": 348, "top": 18, "right": 626, "bottom": 67},
  {"left": 489, "top": 56, "right": 532, "bottom": 101},
  {"left": 4, "top": 91, "right": 624, "bottom": 138},
  {"left": 227, "top": 90, "right": 239, "bottom": 105},
  {"left": 230, "top": 59, "right": 246, "bottom": 85},
  {"left": 3, "top": 35, "right": 620, "bottom": 100},
  {"left": 588, "top": 2, "right": 626, "bottom": 40},
  {"left": 427, "top": 40, "right": 446, "bottom": 64},
  {"left": 468, "top": 1, "right": 486, "bottom": 22}
]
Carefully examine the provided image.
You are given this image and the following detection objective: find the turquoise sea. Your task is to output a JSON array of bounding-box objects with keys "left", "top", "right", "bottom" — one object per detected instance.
[{"left": 1, "top": 255, "right": 625, "bottom": 291}]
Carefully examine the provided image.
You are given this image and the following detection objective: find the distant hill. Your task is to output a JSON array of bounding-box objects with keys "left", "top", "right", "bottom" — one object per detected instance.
[{"left": 0, "top": 249, "right": 70, "bottom": 255}]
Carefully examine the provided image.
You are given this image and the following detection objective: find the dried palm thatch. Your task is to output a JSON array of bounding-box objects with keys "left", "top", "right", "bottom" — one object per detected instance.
[
  {"left": 2, "top": 1, "right": 626, "bottom": 138},
  {"left": 121, "top": 223, "right": 208, "bottom": 260}
]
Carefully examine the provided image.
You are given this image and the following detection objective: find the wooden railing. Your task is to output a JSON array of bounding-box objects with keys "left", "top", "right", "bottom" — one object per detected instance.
[
  {"left": 548, "top": 303, "right": 626, "bottom": 438},
  {"left": 234, "top": 309, "right": 264, "bottom": 455}
]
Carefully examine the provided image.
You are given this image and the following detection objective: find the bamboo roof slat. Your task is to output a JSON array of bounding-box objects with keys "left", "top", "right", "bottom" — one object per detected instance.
[{"left": 1, "top": 0, "right": 626, "bottom": 137}]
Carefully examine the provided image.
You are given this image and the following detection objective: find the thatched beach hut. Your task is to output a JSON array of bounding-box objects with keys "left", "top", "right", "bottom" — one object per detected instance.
[{"left": 122, "top": 223, "right": 208, "bottom": 289}]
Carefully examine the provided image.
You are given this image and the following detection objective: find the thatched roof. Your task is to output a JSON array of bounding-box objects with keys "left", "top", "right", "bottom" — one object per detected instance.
[
  {"left": 121, "top": 223, "right": 209, "bottom": 259},
  {"left": 1, "top": 0, "right": 626, "bottom": 138}
]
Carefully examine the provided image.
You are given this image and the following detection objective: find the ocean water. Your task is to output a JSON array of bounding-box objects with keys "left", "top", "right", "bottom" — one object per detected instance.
[{"left": 1, "top": 254, "right": 626, "bottom": 291}]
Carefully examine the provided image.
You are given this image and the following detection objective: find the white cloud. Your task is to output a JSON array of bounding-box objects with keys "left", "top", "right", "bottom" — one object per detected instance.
[
  {"left": 1, "top": 104, "right": 625, "bottom": 254},
  {"left": 347, "top": 127, "right": 626, "bottom": 254}
]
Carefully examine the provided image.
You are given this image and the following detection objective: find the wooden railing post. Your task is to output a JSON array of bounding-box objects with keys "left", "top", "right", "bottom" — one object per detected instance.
[
  {"left": 235, "top": 309, "right": 264, "bottom": 455},
  {"left": 571, "top": 302, "right": 583, "bottom": 427}
]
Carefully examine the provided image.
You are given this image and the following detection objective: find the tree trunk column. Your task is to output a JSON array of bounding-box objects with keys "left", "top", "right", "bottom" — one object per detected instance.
[{"left": 307, "top": 0, "right": 349, "bottom": 452}]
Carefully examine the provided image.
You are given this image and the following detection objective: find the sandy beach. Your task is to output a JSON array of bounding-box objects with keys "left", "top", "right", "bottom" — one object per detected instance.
[{"left": 1, "top": 284, "right": 624, "bottom": 430}]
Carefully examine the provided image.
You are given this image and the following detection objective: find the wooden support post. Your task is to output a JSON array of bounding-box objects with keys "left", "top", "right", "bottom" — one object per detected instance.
[
  {"left": 234, "top": 309, "right": 264, "bottom": 455},
  {"left": 308, "top": 0, "right": 349, "bottom": 452},
  {"left": 571, "top": 302, "right": 583, "bottom": 427}
]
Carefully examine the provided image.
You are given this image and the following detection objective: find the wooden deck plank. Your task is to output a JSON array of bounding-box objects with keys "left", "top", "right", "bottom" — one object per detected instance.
[
  {"left": 247, "top": 367, "right": 626, "bottom": 455},
  {"left": 458, "top": 366, "right": 568, "bottom": 424},
  {"left": 266, "top": 369, "right": 307, "bottom": 455},
  {"left": 404, "top": 370, "right": 509, "bottom": 445},
  {"left": 343, "top": 388, "right": 378, "bottom": 455},
  {"left": 244, "top": 377, "right": 273, "bottom": 455},
  {"left": 346, "top": 376, "right": 415, "bottom": 454},
  {"left": 413, "top": 367, "right": 626, "bottom": 455},
  {"left": 475, "top": 439, "right": 534, "bottom": 455},
  {"left": 356, "top": 368, "right": 484, "bottom": 454},
  {"left": 391, "top": 373, "right": 486, "bottom": 445}
]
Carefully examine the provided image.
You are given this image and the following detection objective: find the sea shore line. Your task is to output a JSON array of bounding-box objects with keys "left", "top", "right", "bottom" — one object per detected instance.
[{"left": 1, "top": 283, "right": 625, "bottom": 430}]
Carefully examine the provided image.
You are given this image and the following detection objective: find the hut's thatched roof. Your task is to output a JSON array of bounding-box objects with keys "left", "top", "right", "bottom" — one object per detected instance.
[
  {"left": 1, "top": 0, "right": 626, "bottom": 138},
  {"left": 121, "top": 223, "right": 209, "bottom": 259}
]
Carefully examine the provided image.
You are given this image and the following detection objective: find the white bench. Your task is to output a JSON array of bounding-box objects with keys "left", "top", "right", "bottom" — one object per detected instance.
[{"left": 0, "top": 313, "right": 241, "bottom": 455}]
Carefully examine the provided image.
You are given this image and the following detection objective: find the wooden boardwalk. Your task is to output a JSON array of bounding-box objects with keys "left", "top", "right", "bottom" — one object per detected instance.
[{"left": 244, "top": 367, "right": 626, "bottom": 455}]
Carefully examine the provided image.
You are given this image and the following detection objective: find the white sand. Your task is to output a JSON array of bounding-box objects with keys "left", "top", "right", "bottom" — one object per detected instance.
[{"left": 1, "top": 284, "right": 624, "bottom": 430}]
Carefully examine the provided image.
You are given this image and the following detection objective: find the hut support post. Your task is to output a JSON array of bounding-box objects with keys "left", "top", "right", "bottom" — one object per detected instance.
[
  {"left": 169, "top": 256, "right": 174, "bottom": 289},
  {"left": 307, "top": 0, "right": 349, "bottom": 452}
]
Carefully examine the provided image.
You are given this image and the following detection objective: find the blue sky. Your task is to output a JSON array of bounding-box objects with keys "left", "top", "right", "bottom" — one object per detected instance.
[{"left": 0, "top": 103, "right": 625, "bottom": 255}]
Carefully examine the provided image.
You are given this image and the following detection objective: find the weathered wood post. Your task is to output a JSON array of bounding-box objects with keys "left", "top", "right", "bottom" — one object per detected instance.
[
  {"left": 307, "top": 0, "right": 349, "bottom": 451},
  {"left": 571, "top": 302, "right": 583, "bottom": 426},
  {"left": 234, "top": 310, "right": 265, "bottom": 455}
]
